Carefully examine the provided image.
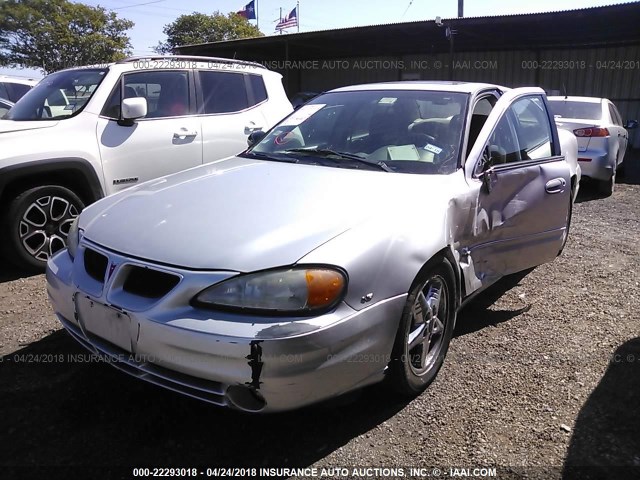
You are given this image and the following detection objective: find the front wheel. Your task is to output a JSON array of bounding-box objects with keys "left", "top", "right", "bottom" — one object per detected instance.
[
  {"left": 388, "top": 258, "right": 457, "bottom": 396},
  {"left": 2, "top": 185, "right": 84, "bottom": 271}
]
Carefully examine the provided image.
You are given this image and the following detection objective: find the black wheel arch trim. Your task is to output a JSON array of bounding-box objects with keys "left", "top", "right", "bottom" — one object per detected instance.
[{"left": 0, "top": 158, "right": 104, "bottom": 203}]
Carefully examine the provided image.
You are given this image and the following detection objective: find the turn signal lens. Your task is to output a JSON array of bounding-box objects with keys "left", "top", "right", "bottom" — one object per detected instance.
[{"left": 305, "top": 269, "right": 345, "bottom": 308}]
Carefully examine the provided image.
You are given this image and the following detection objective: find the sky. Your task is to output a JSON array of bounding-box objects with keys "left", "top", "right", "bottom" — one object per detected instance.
[{"left": 0, "top": 0, "right": 631, "bottom": 78}]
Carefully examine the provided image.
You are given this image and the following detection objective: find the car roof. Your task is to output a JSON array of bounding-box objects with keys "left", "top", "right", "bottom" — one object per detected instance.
[
  {"left": 547, "top": 96, "right": 604, "bottom": 104},
  {"left": 0, "top": 75, "right": 38, "bottom": 86},
  {"left": 54, "top": 55, "right": 271, "bottom": 76},
  {"left": 330, "top": 81, "right": 503, "bottom": 95}
]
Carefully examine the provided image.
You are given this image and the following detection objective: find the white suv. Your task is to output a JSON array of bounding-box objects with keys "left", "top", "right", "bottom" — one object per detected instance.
[{"left": 0, "top": 56, "right": 293, "bottom": 270}]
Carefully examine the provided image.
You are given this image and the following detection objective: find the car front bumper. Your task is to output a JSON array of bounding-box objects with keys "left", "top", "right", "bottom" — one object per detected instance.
[{"left": 46, "top": 244, "right": 406, "bottom": 413}]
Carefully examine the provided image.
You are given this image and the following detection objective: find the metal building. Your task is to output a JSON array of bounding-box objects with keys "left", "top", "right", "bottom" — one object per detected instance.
[{"left": 177, "top": 2, "right": 640, "bottom": 146}]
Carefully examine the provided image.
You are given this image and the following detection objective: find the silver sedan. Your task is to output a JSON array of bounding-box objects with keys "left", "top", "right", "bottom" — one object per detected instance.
[
  {"left": 47, "top": 82, "right": 577, "bottom": 412},
  {"left": 548, "top": 96, "right": 637, "bottom": 196}
]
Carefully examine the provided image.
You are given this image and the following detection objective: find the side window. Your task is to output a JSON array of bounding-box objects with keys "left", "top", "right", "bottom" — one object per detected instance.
[
  {"left": 199, "top": 71, "right": 249, "bottom": 114},
  {"left": 614, "top": 106, "right": 623, "bottom": 126},
  {"left": 608, "top": 104, "right": 618, "bottom": 125},
  {"left": 0, "top": 82, "right": 9, "bottom": 100},
  {"left": 249, "top": 74, "right": 268, "bottom": 104},
  {"left": 487, "top": 96, "right": 552, "bottom": 165},
  {"left": 10, "top": 83, "right": 31, "bottom": 102},
  {"left": 102, "top": 70, "right": 190, "bottom": 119},
  {"left": 609, "top": 104, "right": 623, "bottom": 126},
  {"left": 467, "top": 96, "right": 496, "bottom": 155}
]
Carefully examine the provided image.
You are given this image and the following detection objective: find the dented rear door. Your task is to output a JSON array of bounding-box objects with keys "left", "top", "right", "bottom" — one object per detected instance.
[{"left": 460, "top": 88, "right": 571, "bottom": 289}]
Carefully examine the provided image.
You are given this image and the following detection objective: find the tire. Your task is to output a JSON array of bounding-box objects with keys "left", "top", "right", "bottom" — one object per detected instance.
[
  {"left": 598, "top": 172, "right": 615, "bottom": 197},
  {"left": 2, "top": 185, "right": 84, "bottom": 271},
  {"left": 388, "top": 257, "right": 457, "bottom": 396}
]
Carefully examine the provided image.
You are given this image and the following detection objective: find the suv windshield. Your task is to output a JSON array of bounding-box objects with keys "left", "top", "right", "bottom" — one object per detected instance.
[
  {"left": 548, "top": 100, "right": 602, "bottom": 121},
  {"left": 248, "top": 89, "right": 469, "bottom": 175},
  {"left": 6, "top": 68, "right": 107, "bottom": 121}
]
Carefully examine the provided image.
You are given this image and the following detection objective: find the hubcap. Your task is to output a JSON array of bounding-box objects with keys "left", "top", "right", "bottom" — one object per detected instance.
[
  {"left": 406, "top": 276, "right": 448, "bottom": 375},
  {"left": 19, "top": 195, "right": 79, "bottom": 262}
]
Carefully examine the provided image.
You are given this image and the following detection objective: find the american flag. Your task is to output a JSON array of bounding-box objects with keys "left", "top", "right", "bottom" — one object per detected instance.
[{"left": 276, "top": 6, "right": 298, "bottom": 31}]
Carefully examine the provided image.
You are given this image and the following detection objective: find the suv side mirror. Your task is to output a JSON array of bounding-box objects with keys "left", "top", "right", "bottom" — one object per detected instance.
[
  {"left": 247, "top": 130, "right": 267, "bottom": 147},
  {"left": 120, "top": 97, "right": 147, "bottom": 124},
  {"left": 624, "top": 119, "right": 638, "bottom": 130}
]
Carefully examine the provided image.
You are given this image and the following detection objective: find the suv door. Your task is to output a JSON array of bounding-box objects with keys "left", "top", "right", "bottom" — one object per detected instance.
[
  {"left": 462, "top": 88, "right": 571, "bottom": 289},
  {"left": 97, "top": 70, "right": 202, "bottom": 194},
  {"left": 196, "top": 70, "right": 270, "bottom": 162}
]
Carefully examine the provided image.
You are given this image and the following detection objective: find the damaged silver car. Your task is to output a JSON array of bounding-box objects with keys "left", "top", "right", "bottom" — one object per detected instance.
[{"left": 47, "top": 82, "right": 578, "bottom": 412}]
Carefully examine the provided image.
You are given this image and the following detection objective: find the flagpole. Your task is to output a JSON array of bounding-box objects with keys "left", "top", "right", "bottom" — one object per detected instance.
[
  {"left": 297, "top": 0, "right": 300, "bottom": 33},
  {"left": 279, "top": 7, "right": 283, "bottom": 35}
]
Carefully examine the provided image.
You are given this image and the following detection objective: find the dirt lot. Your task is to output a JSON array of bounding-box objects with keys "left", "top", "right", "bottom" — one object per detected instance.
[{"left": 1, "top": 172, "right": 639, "bottom": 479}]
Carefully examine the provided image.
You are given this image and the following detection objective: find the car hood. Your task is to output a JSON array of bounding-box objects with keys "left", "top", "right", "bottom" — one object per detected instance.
[
  {"left": 0, "top": 119, "right": 59, "bottom": 133},
  {"left": 81, "top": 156, "right": 452, "bottom": 271}
]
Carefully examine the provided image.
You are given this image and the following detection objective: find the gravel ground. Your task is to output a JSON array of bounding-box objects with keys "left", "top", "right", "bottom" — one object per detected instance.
[{"left": 0, "top": 178, "right": 638, "bottom": 480}]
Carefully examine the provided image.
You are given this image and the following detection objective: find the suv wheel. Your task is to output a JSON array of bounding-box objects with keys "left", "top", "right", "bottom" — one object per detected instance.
[{"left": 2, "top": 186, "right": 84, "bottom": 271}]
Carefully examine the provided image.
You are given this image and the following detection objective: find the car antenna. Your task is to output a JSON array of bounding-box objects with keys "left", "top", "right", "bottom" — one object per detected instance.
[{"left": 562, "top": 82, "right": 568, "bottom": 99}]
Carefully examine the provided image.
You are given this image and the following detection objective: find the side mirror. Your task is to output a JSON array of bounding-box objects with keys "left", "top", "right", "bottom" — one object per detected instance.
[
  {"left": 120, "top": 97, "right": 147, "bottom": 125},
  {"left": 624, "top": 119, "right": 638, "bottom": 130},
  {"left": 247, "top": 130, "right": 267, "bottom": 147},
  {"left": 478, "top": 145, "right": 505, "bottom": 194}
]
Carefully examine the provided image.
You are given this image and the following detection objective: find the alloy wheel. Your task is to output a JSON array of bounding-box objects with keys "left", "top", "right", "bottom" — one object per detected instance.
[{"left": 19, "top": 195, "right": 79, "bottom": 262}]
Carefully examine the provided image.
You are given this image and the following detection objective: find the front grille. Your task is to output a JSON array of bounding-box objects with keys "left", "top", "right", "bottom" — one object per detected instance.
[
  {"left": 122, "top": 266, "right": 180, "bottom": 299},
  {"left": 84, "top": 248, "right": 108, "bottom": 282}
]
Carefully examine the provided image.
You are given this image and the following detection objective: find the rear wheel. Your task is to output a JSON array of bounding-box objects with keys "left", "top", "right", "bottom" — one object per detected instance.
[
  {"left": 2, "top": 185, "right": 84, "bottom": 271},
  {"left": 598, "top": 170, "right": 615, "bottom": 197},
  {"left": 388, "top": 258, "right": 456, "bottom": 396}
]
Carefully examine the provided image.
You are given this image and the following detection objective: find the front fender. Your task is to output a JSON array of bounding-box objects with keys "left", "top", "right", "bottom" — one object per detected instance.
[{"left": 298, "top": 207, "right": 450, "bottom": 312}]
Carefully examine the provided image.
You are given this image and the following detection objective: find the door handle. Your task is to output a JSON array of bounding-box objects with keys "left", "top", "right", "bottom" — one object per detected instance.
[
  {"left": 173, "top": 128, "right": 198, "bottom": 139},
  {"left": 545, "top": 178, "right": 566, "bottom": 194}
]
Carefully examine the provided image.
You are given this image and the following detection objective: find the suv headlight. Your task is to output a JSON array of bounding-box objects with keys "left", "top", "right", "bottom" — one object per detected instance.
[
  {"left": 193, "top": 267, "right": 347, "bottom": 315},
  {"left": 67, "top": 217, "right": 82, "bottom": 259}
]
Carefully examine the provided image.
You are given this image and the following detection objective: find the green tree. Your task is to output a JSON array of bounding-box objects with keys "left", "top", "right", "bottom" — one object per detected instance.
[
  {"left": 0, "top": 0, "right": 134, "bottom": 74},
  {"left": 155, "top": 11, "right": 263, "bottom": 54}
]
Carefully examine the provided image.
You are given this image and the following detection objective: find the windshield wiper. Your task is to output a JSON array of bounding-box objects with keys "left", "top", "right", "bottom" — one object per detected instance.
[
  {"left": 240, "top": 150, "right": 300, "bottom": 163},
  {"left": 283, "top": 148, "right": 392, "bottom": 172}
]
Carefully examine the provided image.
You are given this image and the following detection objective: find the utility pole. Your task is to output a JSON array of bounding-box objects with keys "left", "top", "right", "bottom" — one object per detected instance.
[{"left": 458, "top": 0, "right": 463, "bottom": 17}]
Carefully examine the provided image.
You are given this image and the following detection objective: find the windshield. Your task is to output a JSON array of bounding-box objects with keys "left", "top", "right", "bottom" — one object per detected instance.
[
  {"left": 6, "top": 68, "right": 107, "bottom": 121},
  {"left": 548, "top": 100, "right": 602, "bottom": 121},
  {"left": 248, "top": 89, "right": 469, "bottom": 174}
]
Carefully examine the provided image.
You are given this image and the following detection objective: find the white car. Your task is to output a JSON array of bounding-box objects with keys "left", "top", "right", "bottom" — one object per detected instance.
[
  {"left": 0, "top": 56, "right": 293, "bottom": 270},
  {"left": 548, "top": 96, "right": 636, "bottom": 195},
  {"left": 0, "top": 75, "right": 38, "bottom": 103}
]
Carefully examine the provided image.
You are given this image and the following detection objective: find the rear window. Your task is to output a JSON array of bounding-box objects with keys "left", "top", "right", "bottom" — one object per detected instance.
[{"left": 548, "top": 100, "right": 602, "bottom": 120}]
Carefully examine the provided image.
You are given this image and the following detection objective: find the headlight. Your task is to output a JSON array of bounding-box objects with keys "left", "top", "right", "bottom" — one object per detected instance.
[
  {"left": 66, "top": 217, "right": 82, "bottom": 259},
  {"left": 193, "top": 267, "right": 347, "bottom": 315}
]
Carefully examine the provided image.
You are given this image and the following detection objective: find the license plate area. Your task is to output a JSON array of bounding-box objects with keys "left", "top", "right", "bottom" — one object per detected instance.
[{"left": 75, "top": 295, "right": 132, "bottom": 352}]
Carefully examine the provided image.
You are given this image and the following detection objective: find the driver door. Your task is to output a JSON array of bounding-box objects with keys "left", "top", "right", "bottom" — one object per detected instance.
[{"left": 460, "top": 88, "right": 571, "bottom": 290}]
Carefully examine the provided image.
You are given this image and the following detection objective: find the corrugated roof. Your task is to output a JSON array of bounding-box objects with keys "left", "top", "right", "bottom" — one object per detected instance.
[{"left": 178, "top": 2, "right": 640, "bottom": 50}]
